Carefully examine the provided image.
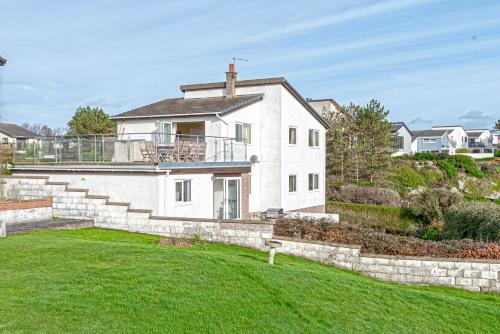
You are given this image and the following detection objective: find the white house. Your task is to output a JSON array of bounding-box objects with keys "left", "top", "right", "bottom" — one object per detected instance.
[
  {"left": 0, "top": 123, "right": 36, "bottom": 149},
  {"left": 306, "top": 98, "right": 341, "bottom": 116},
  {"left": 10, "top": 65, "right": 328, "bottom": 220},
  {"left": 390, "top": 122, "right": 412, "bottom": 156},
  {"left": 431, "top": 125, "right": 468, "bottom": 150},
  {"left": 466, "top": 129, "right": 494, "bottom": 152},
  {"left": 410, "top": 129, "right": 453, "bottom": 154}
]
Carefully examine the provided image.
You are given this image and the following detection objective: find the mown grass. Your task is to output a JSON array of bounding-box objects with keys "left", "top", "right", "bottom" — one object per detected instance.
[
  {"left": 326, "top": 201, "right": 419, "bottom": 233},
  {"left": 1, "top": 228, "right": 499, "bottom": 333}
]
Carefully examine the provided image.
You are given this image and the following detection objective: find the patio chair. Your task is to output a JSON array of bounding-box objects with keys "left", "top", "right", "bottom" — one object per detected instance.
[
  {"left": 186, "top": 141, "right": 207, "bottom": 162},
  {"left": 140, "top": 141, "right": 158, "bottom": 163}
]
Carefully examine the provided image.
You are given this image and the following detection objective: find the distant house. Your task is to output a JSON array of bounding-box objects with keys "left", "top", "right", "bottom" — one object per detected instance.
[
  {"left": 466, "top": 129, "right": 493, "bottom": 152},
  {"left": 0, "top": 123, "right": 36, "bottom": 150},
  {"left": 390, "top": 122, "right": 412, "bottom": 156},
  {"left": 410, "top": 129, "right": 453, "bottom": 154},
  {"left": 306, "top": 98, "right": 341, "bottom": 116},
  {"left": 0, "top": 56, "right": 6, "bottom": 66},
  {"left": 431, "top": 125, "right": 468, "bottom": 150}
]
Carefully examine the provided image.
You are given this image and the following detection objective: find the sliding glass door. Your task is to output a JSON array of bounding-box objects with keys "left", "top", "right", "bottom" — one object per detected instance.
[{"left": 213, "top": 178, "right": 241, "bottom": 219}]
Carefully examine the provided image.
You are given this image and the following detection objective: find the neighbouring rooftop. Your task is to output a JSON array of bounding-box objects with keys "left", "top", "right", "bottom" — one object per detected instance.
[{"left": 0, "top": 123, "right": 37, "bottom": 138}]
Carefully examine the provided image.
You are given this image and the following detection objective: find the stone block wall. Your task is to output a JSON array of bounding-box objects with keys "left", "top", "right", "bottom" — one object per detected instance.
[
  {"left": 275, "top": 237, "right": 500, "bottom": 293},
  {"left": 0, "top": 176, "right": 273, "bottom": 250},
  {"left": 0, "top": 198, "right": 53, "bottom": 225}
]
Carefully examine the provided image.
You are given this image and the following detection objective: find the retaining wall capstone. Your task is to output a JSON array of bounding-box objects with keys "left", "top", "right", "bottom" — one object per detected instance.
[{"left": 0, "top": 198, "right": 53, "bottom": 225}]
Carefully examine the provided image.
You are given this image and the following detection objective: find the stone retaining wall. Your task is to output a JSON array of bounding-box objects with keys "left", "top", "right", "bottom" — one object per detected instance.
[
  {"left": 0, "top": 198, "right": 53, "bottom": 226},
  {"left": 0, "top": 176, "right": 273, "bottom": 250},
  {"left": 275, "top": 237, "right": 500, "bottom": 293}
]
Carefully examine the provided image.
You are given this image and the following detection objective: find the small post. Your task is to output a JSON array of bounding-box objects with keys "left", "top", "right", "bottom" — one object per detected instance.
[
  {"left": 94, "top": 135, "right": 97, "bottom": 162},
  {"left": 266, "top": 240, "right": 282, "bottom": 265},
  {"left": 77, "top": 135, "right": 81, "bottom": 162},
  {"left": 0, "top": 221, "right": 6, "bottom": 238}
]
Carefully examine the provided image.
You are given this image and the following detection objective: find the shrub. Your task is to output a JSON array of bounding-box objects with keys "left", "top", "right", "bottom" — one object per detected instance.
[
  {"left": 421, "top": 221, "right": 444, "bottom": 241},
  {"left": 274, "top": 218, "right": 496, "bottom": 259},
  {"left": 455, "top": 148, "right": 470, "bottom": 153},
  {"left": 390, "top": 167, "right": 427, "bottom": 194},
  {"left": 443, "top": 202, "right": 500, "bottom": 242},
  {"left": 438, "top": 160, "right": 457, "bottom": 178},
  {"left": 326, "top": 201, "right": 417, "bottom": 234},
  {"left": 328, "top": 184, "right": 401, "bottom": 207},
  {"left": 414, "top": 152, "right": 438, "bottom": 161},
  {"left": 408, "top": 188, "right": 463, "bottom": 226},
  {"left": 419, "top": 166, "right": 444, "bottom": 186},
  {"left": 457, "top": 243, "right": 500, "bottom": 259},
  {"left": 495, "top": 150, "right": 500, "bottom": 158},
  {"left": 446, "top": 155, "right": 484, "bottom": 178}
]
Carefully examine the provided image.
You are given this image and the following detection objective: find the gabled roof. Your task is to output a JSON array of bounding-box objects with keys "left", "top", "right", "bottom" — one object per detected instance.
[
  {"left": 411, "top": 129, "right": 448, "bottom": 141},
  {"left": 0, "top": 56, "right": 6, "bottom": 66},
  {"left": 390, "top": 122, "right": 412, "bottom": 135},
  {"left": 181, "top": 77, "right": 330, "bottom": 129},
  {"left": 0, "top": 123, "right": 36, "bottom": 138},
  {"left": 112, "top": 94, "right": 263, "bottom": 120}
]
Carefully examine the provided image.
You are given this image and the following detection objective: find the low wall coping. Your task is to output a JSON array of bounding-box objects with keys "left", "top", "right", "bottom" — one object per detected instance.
[
  {"left": 273, "top": 236, "right": 362, "bottom": 250},
  {"left": 150, "top": 216, "right": 275, "bottom": 226},
  {"left": 361, "top": 252, "right": 500, "bottom": 264},
  {"left": 0, "top": 198, "right": 53, "bottom": 211}
]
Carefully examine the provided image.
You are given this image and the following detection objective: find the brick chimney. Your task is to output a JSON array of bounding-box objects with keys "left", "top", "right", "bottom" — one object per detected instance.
[{"left": 225, "top": 63, "right": 237, "bottom": 98}]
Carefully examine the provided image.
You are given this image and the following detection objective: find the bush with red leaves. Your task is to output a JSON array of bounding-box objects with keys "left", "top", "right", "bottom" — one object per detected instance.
[
  {"left": 457, "top": 244, "right": 500, "bottom": 259},
  {"left": 274, "top": 218, "right": 500, "bottom": 260}
]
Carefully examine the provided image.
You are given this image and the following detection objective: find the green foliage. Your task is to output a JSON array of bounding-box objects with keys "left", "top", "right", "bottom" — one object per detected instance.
[
  {"left": 421, "top": 222, "right": 444, "bottom": 241},
  {"left": 192, "top": 234, "right": 207, "bottom": 249},
  {"left": 443, "top": 202, "right": 500, "bottom": 242},
  {"left": 420, "top": 166, "right": 444, "bottom": 185},
  {"left": 0, "top": 166, "right": 11, "bottom": 175},
  {"left": 326, "top": 201, "right": 418, "bottom": 234},
  {"left": 408, "top": 189, "right": 463, "bottom": 226},
  {"left": 438, "top": 160, "right": 457, "bottom": 178},
  {"left": 414, "top": 152, "right": 439, "bottom": 161},
  {"left": 455, "top": 148, "right": 470, "bottom": 153},
  {"left": 495, "top": 150, "right": 500, "bottom": 158},
  {"left": 25, "top": 144, "right": 40, "bottom": 159},
  {"left": 1, "top": 229, "right": 499, "bottom": 332},
  {"left": 323, "top": 99, "right": 393, "bottom": 184},
  {"left": 67, "top": 106, "right": 116, "bottom": 135},
  {"left": 446, "top": 155, "right": 484, "bottom": 178},
  {"left": 390, "top": 167, "right": 427, "bottom": 194}
]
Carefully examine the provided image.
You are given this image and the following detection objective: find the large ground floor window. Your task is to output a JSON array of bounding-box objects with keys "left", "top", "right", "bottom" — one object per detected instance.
[{"left": 213, "top": 178, "right": 241, "bottom": 219}]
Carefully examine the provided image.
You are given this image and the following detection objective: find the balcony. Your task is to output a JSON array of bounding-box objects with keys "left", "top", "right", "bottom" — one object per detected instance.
[{"left": 12, "top": 133, "right": 249, "bottom": 165}]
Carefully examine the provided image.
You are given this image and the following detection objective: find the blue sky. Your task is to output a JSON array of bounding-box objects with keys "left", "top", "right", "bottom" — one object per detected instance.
[{"left": 0, "top": 0, "right": 499, "bottom": 130}]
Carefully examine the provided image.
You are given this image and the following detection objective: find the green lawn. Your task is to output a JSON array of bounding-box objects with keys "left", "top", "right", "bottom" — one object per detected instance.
[{"left": 1, "top": 229, "right": 499, "bottom": 333}]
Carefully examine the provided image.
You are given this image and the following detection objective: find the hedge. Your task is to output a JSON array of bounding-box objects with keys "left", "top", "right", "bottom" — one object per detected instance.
[{"left": 443, "top": 202, "right": 500, "bottom": 242}]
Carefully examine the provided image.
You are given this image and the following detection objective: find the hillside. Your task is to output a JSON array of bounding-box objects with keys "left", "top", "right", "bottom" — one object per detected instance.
[{"left": 0, "top": 228, "right": 499, "bottom": 333}]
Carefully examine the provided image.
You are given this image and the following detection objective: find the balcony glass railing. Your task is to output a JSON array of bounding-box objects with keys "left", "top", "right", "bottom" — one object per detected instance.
[{"left": 12, "top": 133, "right": 248, "bottom": 164}]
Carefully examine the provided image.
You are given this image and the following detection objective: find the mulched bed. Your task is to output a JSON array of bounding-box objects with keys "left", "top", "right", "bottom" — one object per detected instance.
[{"left": 274, "top": 218, "right": 500, "bottom": 260}]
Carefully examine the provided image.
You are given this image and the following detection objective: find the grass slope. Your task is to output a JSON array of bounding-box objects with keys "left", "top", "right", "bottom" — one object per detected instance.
[{"left": 0, "top": 228, "right": 499, "bottom": 333}]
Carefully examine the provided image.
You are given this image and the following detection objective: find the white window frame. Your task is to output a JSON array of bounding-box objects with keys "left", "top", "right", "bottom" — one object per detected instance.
[
  {"left": 309, "top": 129, "right": 319, "bottom": 147},
  {"left": 175, "top": 179, "right": 192, "bottom": 203},
  {"left": 288, "top": 126, "right": 297, "bottom": 146},
  {"left": 162, "top": 122, "right": 173, "bottom": 145},
  {"left": 308, "top": 173, "right": 319, "bottom": 191},
  {"left": 289, "top": 175, "right": 297, "bottom": 193},
  {"left": 235, "top": 123, "right": 252, "bottom": 144}
]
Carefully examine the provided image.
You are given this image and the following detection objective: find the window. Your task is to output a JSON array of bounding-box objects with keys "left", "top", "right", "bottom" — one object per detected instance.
[
  {"left": 309, "top": 129, "right": 319, "bottom": 147},
  {"left": 175, "top": 180, "right": 191, "bottom": 202},
  {"left": 2, "top": 138, "right": 8, "bottom": 144},
  {"left": 235, "top": 123, "right": 252, "bottom": 144},
  {"left": 308, "top": 173, "right": 319, "bottom": 191},
  {"left": 288, "top": 127, "right": 297, "bottom": 145},
  {"left": 423, "top": 138, "right": 436, "bottom": 144},
  {"left": 391, "top": 136, "right": 404, "bottom": 150},
  {"left": 289, "top": 175, "right": 297, "bottom": 193},
  {"left": 163, "top": 122, "right": 173, "bottom": 145}
]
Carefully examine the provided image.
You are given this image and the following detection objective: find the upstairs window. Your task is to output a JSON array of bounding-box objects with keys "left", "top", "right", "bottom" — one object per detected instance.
[
  {"left": 309, "top": 129, "right": 319, "bottom": 147},
  {"left": 175, "top": 180, "right": 191, "bottom": 202},
  {"left": 289, "top": 127, "right": 297, "bottom": 145},
  {"left": 235, "top": 123, "right": 252, "bottom": 144}
]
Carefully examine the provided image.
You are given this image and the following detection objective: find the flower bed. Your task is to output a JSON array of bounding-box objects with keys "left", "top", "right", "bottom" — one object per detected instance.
[{"left": 274, "top": 218, "right": 500, "bottom": 259}]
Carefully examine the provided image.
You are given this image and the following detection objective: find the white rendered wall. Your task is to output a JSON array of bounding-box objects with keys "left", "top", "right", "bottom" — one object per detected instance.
[
  {"left": 162, "top": 173, "right": 214, "bottom": 219},
  {"left": 18, "top": 172, "right": 163, "bottom": 214},
  {"left": 397, "top": 127, "right": 412, "bottom": 155},
  {"left": 280, "top": 86, "right": 325, "bottom": 211},
  {"left": 0, "top": 132, "right": 15, "bottom": 144}
]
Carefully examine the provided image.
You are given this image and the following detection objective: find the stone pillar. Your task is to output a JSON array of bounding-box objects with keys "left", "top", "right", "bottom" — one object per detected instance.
[
  {"left": 0, "top": 221, "right": 6, "bottom": 237},
  {"left": 241, "top": 173, "right": 250, "bottom": 220}
]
